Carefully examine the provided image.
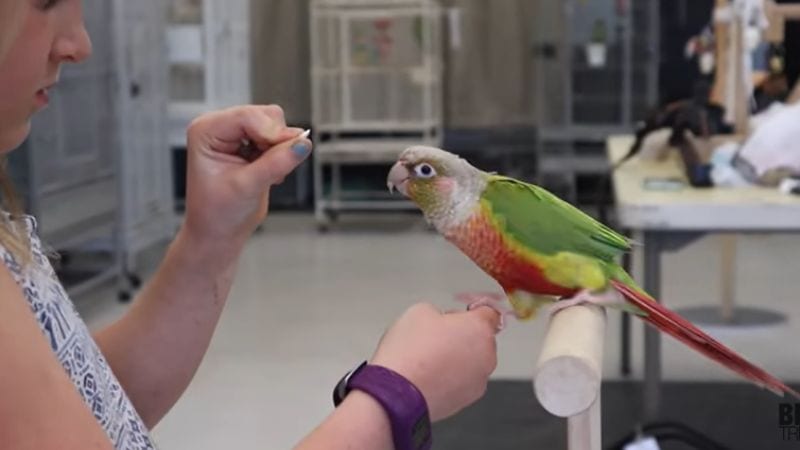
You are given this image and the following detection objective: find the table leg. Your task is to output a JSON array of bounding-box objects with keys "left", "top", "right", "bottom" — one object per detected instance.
[
  {"left": 332, "top": 162, "right": 342, "bottom": 209},
  {"left": 720, "top": 234, "right": 737, "bottom": 323},
  {"left": 620, "top": 249, "right": 632, "bottom": 376},
  {"left": 643, "top": 231, "right": 662, "bottom": 420},
  {"left": 673, "top": 233, "right": 785, "bottom": 326},
  {"left": 621, "top": 311, "right": 631, "bottom": 376}
]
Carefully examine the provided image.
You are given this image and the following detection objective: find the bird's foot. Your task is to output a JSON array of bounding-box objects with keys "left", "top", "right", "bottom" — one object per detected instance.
[
  {"left": 455, "top": 292, "right": 514, "bottom": 331},
  {"left": 549, "top": 289, "right": 624, "bottom": 316}
]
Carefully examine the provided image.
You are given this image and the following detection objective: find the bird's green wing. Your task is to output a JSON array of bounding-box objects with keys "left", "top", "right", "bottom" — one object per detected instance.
[{"left": 482, "top": 175, "right": 631, "bottom": 262}]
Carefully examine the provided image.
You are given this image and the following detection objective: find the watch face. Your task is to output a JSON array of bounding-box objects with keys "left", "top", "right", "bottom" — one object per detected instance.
[{"left": 412, "top": 412, "right": 432, "bottom": 448}]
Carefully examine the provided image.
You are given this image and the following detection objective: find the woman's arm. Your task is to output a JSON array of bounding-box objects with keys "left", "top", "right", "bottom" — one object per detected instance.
[
  {"left": 93, "top": 105, "right": 312, "bottom": 428},
  {"left": 294, "top": 304, "right": 501, "bottom": 450},
  {"left": 294, "top": 391, "right": 394, "bottom": 450},
  {"left": 91, "top": 230, "right": 242, "bottom": 428},
  {"left": 0, "top": 264, "right": 113, "bottom": 450}
]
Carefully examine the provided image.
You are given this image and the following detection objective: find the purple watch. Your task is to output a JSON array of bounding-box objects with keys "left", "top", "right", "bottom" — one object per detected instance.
[{"left": 333, "top": 361, "right": 432, "bottom": 450}]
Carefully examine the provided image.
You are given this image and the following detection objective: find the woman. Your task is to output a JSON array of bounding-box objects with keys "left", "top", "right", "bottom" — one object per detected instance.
[{"left": 0, "top": 1, "right": 500, "bottom": 449}]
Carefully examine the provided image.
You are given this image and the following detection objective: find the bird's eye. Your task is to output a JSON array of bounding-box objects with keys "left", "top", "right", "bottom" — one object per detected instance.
[{"left": 414, "top": 163, "right": 436, "bottom": 178}]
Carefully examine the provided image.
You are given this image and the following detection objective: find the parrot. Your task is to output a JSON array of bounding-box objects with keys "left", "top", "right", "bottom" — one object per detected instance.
[{"left": 386, "top": 145, "right": 799, "bottom": 399}]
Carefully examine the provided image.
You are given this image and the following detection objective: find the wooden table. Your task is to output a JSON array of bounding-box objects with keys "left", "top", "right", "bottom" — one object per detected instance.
[{"left": 607, "top": 134, "right": 800, "bottom": 419}]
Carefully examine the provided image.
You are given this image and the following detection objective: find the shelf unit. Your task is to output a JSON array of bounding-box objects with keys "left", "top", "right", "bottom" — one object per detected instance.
[{"left": 533, "top": 0, "right": 659, "bottom": 203}]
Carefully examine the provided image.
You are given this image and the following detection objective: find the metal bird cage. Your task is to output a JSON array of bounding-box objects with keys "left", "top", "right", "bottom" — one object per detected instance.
[{"left": 310, "top": 0, "right": 444, "bottom": 229}]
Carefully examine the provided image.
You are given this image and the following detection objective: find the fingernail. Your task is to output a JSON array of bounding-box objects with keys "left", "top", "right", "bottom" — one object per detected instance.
[{"left": 292, "top": 141, "right": 311, "bottom": 159}]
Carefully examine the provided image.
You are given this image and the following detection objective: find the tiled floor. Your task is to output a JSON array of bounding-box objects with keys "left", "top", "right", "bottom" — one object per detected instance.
[{"left": 75, "top": 213, "right": 800, "bottom": 449}]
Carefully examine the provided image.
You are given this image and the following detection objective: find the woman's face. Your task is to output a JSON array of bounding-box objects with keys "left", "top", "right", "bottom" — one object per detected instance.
[
  {"left": 0, "top": 1, "right": 26, "bottom": 61},
  {"left": 0, "top": 0, "right": 92, "bottom": 153}
]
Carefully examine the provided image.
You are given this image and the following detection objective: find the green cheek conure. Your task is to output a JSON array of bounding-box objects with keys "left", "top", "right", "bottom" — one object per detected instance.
[{"left": 387, "top": 145, "right": 798, "bottom": 399}]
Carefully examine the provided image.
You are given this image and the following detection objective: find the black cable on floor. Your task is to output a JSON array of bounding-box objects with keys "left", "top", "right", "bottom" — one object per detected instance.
[{"left": 606, "top": 421, "right": 732, "bottom": 450}]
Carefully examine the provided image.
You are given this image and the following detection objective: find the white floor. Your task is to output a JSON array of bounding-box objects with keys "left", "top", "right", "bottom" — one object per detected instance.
[{"left": 76, "top": 213, "right": 800, "bottom": 449}]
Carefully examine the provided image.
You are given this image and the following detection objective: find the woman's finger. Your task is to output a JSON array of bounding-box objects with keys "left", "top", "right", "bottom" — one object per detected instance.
[
  {"left": 467, "top": 306, "right": 503, "bottom": 335},
  {"left": 188, "top": 105, "right": 297, "bottom": 155},
  {"left": 235, "top": 133, "right": 313, "bottom": 193}
]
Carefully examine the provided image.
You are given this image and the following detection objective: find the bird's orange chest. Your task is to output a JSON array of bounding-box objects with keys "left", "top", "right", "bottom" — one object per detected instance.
[{"left": 445, "top": 209, "right": 577, "bottom": 297}]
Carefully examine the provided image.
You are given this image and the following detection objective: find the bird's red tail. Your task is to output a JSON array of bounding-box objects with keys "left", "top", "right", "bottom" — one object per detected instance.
[{"left": 610, "top": 279, "right": 800, "bottom": 399}]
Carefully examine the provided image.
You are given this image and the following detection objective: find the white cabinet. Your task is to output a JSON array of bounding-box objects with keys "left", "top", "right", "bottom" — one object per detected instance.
[
  {"left": 167, "top": 0, "right": 252, "bottom": 147},
  {"left": 112, "top": 0, "right": 175, "bottom": 287}
]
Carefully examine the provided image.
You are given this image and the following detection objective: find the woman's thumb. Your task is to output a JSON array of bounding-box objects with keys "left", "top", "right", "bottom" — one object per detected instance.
[{"left": 238, "top": 134, "right": 313, "bottom": 194}]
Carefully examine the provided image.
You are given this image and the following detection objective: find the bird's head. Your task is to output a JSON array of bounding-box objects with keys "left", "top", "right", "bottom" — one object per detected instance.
[{"left": 387, "top": 146, "right": 486, "bottom": 226}]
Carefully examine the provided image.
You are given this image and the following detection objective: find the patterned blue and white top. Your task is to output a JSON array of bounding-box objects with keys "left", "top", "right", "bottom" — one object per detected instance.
[{"left": 0, "top": 214, "right": 156, "bottom": 450}]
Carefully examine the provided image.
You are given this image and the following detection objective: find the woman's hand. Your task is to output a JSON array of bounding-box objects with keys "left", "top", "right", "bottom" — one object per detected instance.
[
  {"left": 182, "top": 104, "right": 312, "bottom": 246},
  {"left": 370, "top": 303, "right": 501, "bottom": 421}
]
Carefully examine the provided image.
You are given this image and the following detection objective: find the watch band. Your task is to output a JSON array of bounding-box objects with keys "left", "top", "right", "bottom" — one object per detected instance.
[{"left": 333, "top": 361, "right": 432, "bottom": 450}]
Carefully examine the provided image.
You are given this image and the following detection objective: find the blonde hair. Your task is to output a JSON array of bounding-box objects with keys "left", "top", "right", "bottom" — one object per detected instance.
[
  {"left": 0, "top": 159, "right": 31, "bottom": 263},
  {"left": 0, "top": 1, "right": 33, "bottom": 263}
]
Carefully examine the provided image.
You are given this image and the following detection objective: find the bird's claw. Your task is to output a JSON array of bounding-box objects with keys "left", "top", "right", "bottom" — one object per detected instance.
[
  {"left": 549, "top": 289, "right": 623, "bottom": 316},
  {"left": 455, "top": 292, "right": 514, "bottom": 331}
]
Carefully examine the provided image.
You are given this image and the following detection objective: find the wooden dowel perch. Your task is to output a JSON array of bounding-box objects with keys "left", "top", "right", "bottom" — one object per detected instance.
[{"left": 534, "top": 304, "right": 606, "bottom": 450}]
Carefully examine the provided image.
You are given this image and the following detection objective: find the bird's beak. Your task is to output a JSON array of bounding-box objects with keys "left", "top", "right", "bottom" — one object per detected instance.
[{"left": 387, "top": 161, "right": 410, "bottom": 196}]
